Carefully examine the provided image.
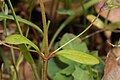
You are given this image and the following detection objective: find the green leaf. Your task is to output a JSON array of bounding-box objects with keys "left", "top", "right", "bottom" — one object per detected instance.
[
  {"left": 19, "top": 44, "right": 34, "bottom": 64},
  {"left": 19, "top": 44, "right": 40, "bottom": 80},
  {"left": 53, "top": 65, "right": 74, "bottom": 80},
  {"left": 57, "top": 50, "right": 99, "bottom": 65},
  {"left": 94, "top": 58, "right": 104, "bottom": 74},
  {"left": 90, "top": 51, "right": 98, "bottom": 58},
  {"left": 48, "top": 59, "right": 61, "bottom": 79},
  {"left": 72, "top": 65, "right": 90, "bottom": 80},
  {"left": 106, "top": 0, "right": 120, "bottom": 8},
  {"left": 90, "top": 51, "right": 104, "bottom": 74},
  {"left": 106, "top": 22, "right": 120, "bottom": 29},
  {"left": 4, "top": 4, "right": 8, "bottom": 15},
  {"left": 57, "top": 55, "right": 76, "bottom": 65},
  {"left": 57, "top": 9, "right": 74, "bottom": 15},
  {"left": 60, "top": 33, "right": 88, "bottom": 53},
  {"left": 16, "top": 52, "right": 24, "bottom": 70},
  {"left": 0, "top": 13, "right": 43, "bottom": 35},
  {"left": 4, "top": 34, "right": 40, "bottom": 51},
  {"left": 61, "top": 65, "right": 75, "bottom": 75},
  {"left": 87, "top": 14, "right": 104, "bottom": 29},
  {"left": 53, "top": 71, "right": 73, "bottom": 80},
  {"left": 0, "top": 47, "right": 10, "bottom": 73}
]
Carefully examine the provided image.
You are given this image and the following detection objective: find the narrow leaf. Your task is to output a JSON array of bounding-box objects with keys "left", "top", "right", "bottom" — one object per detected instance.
[
  {"left": 0, "top": 47, "right": 10, "bottom": 73},
  {"left": 0, "top": 13, "right": 43, "bottom": 35},
  {"left": 57, "top": 9, "right": 74, "bottom": 15},
  {"left": 57, "top": 50, "right": 99, "bottom": 65},
  {"left": 4, "top": 34, "right": 40, "bottom": 51},
  {"left": 106, "top": 22, "right": 120, "bottom": 29},
  {"left": 19, "top": 44, "right": 34, "bottom": 64},
  {"left": 4, "top": 4, "right": 8, "bottom": 15},
  {"left": 19, "top": 44, "right": 40, "bottom": 80}
]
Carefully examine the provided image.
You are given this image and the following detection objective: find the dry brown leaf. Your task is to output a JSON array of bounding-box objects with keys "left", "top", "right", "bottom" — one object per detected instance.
[
  {"left": 95, "top": 0, "right": 120, "bottom": 22},
  {"left": 104, "top": 47, "right": 120, "bottom": 80}
]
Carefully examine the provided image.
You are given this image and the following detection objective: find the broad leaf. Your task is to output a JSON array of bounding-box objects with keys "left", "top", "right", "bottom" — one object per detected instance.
[
  {"left": 61, "top": 65, "right": 75, "bottom": 75},
  {"left": 4, "top": 34, "right": 40, "bottom": 51},
  {"left": 57, "top": 50, "right": 99, "bottom": 65},
  {"left": 72, "top": 65, "right": 90, "bottom": 80},
  {"left": 53, "top": 65, "right": 74, "bottom": 80},
  {"left": 87, "top": 14, "right": 104, "bottom": 29},
  {"left": 53, "top": 71, "right": 73, "bottom": 80},
  {"left": 57, "top": 55, "right": 76, "bottom": 65},
  {"left": 60, "top": 33, "right": 88, "bottom": 53},
  {"left": 48, "top": 59, "right": 61, "bottom": 79},
  {"left": 53, "top": 73, "right": 72, "bottom": 80}
]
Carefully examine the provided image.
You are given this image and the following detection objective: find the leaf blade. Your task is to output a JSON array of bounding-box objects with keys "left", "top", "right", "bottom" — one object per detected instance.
[
  {"left": 60, "top": 33, "right": 88, "bottom": 53},
  {"left": 19, "top": 44, "right": 34, "bottom": 64},
  {"left": 4, "top": 34, "right": 40, "bottom": 51},
  {"left": 0, "top": 13, "right": 43, "bottom": 35},
  {"left": 87, "top": 14, "right": 104, "bottom": 29},
  {"left": 57, "top": 50, "right": 99, "bottom": 65},
  {"left": 106, "top": 22, "right": 120, "bottom": 29}
]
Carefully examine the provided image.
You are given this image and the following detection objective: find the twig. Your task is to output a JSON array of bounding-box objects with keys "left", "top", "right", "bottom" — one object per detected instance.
[
  {"left": 0, "top": 41, "right": 45, "bottom": 59},
  {"left": 81, "top": 29, "right": 105, "bottom": 41},
  {"left": 107, "top": 40, "right": 120, "bottom": 47}
]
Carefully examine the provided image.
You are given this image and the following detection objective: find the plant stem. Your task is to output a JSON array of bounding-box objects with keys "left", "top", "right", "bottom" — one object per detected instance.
[
  {"left": 80, "top": 0, "right": 87, "bottom": 26},
  {"left": 10, "top": 48, "right": 20, "bottom": 80},
  {"left": 0, "top": 69, "right": 2, "bottom": 80},
  {"left": 26, "top": 0, "right": 34, "bottom": 37},
  {"left": 7, "top": 0, "right": 23, "bottom": 35},
  {"left": 50, "top": 0, "right": 55, "bottom": 19},
  {"left": 81, "top": 29, "right": 105, "bottom": 41},
  {"left": 49, "top": 0, "right": 98, "bottom": 50},
  {"left": 105, "top": 9, "right": 111, "bottom": 27},
  {"left": 41, "top": 60, "right": 48, "bottom": 80},
  {"left": 48, "top": 10, "right": 101, "bottom": 59},
  {"left": 3, "top": 19, "right": 7, "bottom": 36},
  {"left": 2, "top": 2, "right": 20, "bottom": 78},
  {"left": 8, "top": 1, "right": 41, "bottom": 80},
  {"left": 39, "top": 0, "right": 49, "bottom": 80},
  {"left": 119, "top": 39, "right": 120, "bottom": 44},
  {"left": 39, "top": 0, "right": 49, "bottom": 57}
]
